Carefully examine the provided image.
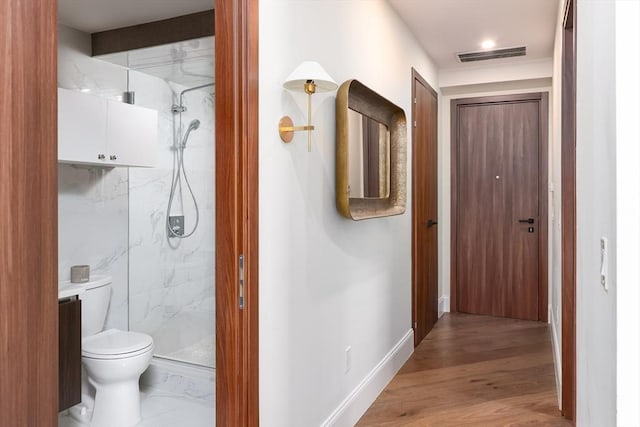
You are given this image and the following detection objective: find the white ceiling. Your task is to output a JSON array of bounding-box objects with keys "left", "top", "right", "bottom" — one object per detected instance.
[
  {"left": 388, "top": 0, "right": 560, "bottom": 70},
  {"left": 58, "top": 0, "right": 214, "bottom": 33}
]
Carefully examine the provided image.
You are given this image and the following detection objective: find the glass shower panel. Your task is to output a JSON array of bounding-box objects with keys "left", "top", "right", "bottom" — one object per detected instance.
[{"left": 127, "top": 60, "right": 215, "bottom": 368}]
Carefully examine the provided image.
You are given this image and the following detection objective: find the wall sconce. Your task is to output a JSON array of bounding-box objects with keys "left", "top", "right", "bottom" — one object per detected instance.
[{"left": 279, "top": 61, "right": 337, "bottom": 151}]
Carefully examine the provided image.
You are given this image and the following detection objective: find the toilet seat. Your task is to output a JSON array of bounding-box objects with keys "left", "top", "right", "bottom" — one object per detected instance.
[{"left": 83, "top": 329, "right": 153, "bottom": 360}]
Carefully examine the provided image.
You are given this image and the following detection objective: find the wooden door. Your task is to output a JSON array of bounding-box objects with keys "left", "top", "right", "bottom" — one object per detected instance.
[
  {"left": 412, "top": 70, "right": 438, "bottom": 346},
  {"left": 0, "top": 0, "right": 59, "bottom": 424},
  {"left": 452, "top": 94, "right": 548, "bottom": 321}
]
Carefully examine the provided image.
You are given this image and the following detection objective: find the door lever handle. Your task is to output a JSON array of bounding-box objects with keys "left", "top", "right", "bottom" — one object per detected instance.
[
  {"left": 518, "top": 218, "right": 535, "bottom": 224},
  {"left": 425, "top": 219, "right": 438, "bottom": 228}
]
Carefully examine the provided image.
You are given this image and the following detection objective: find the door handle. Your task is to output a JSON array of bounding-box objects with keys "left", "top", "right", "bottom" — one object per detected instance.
[
  {"left": 518, "top": 218, "right": 535, "bottom": 224},
  {"left": 425, "top": 219, "right": 438, "bottom": 228}
]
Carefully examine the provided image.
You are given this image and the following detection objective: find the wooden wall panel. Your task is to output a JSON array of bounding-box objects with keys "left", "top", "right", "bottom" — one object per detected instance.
[
  {"left": 92, "top": 10, "right": 215, "bottom": 56},
  {"left": 0, "top": 0, "right": 58, "bottom": 424}
]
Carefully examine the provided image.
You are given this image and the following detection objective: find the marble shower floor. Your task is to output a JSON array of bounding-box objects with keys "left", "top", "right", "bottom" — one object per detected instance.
[
  {"left": 58, "top": 389, "right": 215, "bottom": 427},
  {"left": 162, "top": 334, "right": 215, "bottom": 367}
]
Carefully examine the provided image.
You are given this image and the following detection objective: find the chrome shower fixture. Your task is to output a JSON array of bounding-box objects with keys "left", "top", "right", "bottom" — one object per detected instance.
[
  {"left": 171, "top": 82, "right": 214, "bottom": 114},
  {"left": 181, "top": 119, "right": 200, "bottom": 148},
  {"left": 171, "top": 104, "right": 186, "bottom": 113}
]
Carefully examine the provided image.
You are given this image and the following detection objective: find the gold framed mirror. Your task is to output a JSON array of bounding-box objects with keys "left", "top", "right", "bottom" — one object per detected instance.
[{"left": 336, "top": 79, "right": 407, "bottom": 220}]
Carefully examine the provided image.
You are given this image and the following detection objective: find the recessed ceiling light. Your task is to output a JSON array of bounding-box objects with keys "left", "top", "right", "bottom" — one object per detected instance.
[
  {"left": 481, "top": 39, "right": 496, "bottom": 49},
  {"left": 80, "top": 88, "right": 91, "bottom": 93}
]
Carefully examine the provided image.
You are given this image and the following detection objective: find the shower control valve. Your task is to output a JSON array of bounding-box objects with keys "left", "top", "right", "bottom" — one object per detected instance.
[
  {"left": 110, "top": 155, "right": 117, "bottom": 160},
  {"left": 168, "top": 215, "right": 185, "bottom": 237},
  {"left": 97, "top": 153, "right": 105, "bottom": 160}
]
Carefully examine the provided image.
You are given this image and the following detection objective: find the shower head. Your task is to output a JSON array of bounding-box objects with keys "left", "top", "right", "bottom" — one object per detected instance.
[
  {"left": 181, "top": 119, "right": 201, "bottom": 147},
  {"left": 187, "top": 119, "right": 200, "bottom": 131}
]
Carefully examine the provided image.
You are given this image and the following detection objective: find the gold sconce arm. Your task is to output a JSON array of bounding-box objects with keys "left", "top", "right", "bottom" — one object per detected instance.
[
  {"left": 279, "top": 116, "right": 315, "bottom": 144},
  {"left": 279, "top": 89, "right": 316, "bottom": 151}
]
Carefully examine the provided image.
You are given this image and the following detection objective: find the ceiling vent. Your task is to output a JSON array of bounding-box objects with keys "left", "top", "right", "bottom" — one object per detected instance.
[{"left": 457, "top": 46, "right": 526, "bottom": 63}]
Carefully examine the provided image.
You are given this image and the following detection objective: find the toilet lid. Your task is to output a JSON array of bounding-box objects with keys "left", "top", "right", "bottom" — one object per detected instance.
[{"left": 83, "top": 329, "right": 153, "bottom": 357}]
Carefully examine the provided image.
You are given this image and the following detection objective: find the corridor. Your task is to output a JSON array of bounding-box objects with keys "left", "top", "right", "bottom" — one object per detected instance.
[{"left": 358, "top": 313, "right": 569, "bottom": 426}]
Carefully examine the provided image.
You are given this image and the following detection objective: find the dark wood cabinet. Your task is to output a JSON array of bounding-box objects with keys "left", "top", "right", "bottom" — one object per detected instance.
[{"left": 58, "top": 298, "right": 81, "bottom": 412}]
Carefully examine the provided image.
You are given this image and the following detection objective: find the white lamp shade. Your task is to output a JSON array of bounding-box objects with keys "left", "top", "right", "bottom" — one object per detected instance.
[{"left": 282, "top": 61, "right": 337, "bottom": 93}]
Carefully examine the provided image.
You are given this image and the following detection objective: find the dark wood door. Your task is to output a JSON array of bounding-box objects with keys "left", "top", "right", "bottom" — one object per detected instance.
[
  {"left": 412, "top": 70, "right": 438, "bottom": 346},
  {"left": 454, "top": 97, "right": 542, "bottom": 321}
]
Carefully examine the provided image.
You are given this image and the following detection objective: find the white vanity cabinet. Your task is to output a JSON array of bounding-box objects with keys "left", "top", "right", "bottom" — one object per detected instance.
[{"left": 58, "top": 88, "right": 158, "bottom": 167}]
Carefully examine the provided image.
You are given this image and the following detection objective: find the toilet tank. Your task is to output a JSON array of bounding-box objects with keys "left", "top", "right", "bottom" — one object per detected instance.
[{"left": 77, "top": 275, "right": 112, "bottom": 337}]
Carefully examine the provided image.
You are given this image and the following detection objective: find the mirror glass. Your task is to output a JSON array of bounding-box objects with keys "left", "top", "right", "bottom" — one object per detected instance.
[{"left": 347, "top": 109, "right": 391, "bottom": 199}]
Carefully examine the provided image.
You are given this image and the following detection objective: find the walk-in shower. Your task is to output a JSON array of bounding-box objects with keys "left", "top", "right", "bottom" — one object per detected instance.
[{"left": 109, "top": 35, "right": 217, "bottom": 370}]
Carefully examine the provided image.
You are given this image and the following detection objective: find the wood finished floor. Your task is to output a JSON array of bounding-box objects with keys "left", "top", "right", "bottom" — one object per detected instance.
[{"left": 357, "top": 313, "right": 569, "bottom": 427}]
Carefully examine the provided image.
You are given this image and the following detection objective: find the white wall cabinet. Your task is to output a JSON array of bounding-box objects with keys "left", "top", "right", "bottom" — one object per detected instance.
[{"left": 58, "top": 88, "right": 157, "bottom": 167}]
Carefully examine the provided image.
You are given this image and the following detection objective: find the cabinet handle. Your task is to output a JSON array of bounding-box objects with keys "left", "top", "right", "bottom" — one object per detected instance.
[
  {"left": 97, "top": 154, "right": 105, "bottom": 160},
  {"left": 110, "top": 155, "right": 117, "bottom": 161}
]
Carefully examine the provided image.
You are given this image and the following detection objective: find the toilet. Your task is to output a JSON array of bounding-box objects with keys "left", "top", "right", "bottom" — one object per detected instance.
[{"left": 68, "top": 275, "right": 153, "bottom": 427}]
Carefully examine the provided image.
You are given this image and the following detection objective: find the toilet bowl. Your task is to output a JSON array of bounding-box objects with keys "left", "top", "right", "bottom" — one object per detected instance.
[
  {"left": 82, "top": 329, "right": 154, "bottom": 427},
  {"left": 63, "top": 276, "right": 154, "bottom": 427}
]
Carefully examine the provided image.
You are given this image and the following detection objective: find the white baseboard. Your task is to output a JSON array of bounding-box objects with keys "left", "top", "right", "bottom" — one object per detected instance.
[
  {"left": 320, "top": 329, "right": 414, "bottom": 427},
  {"left": 550, "top": 308, "right": 562, "bottom": 409},
  {"left": 438, "top": 296, "right": 450, "bottom": 317}
]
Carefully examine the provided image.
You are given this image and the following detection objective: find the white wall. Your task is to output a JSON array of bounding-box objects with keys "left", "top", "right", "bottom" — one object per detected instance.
[
  {"left": 439, "top": 58, "right": 553, "bottom": 88},
  {"left": 615, "top": 2, "right": 640, "bottom": 426},
  {"left": 259, "top": 1, "right": 437, "bottom": 425},
  {"left": 575, "top": 1, "right": 617, "bottom": 424}
]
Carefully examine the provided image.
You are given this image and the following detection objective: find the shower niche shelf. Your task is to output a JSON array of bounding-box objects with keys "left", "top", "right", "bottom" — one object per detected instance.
[{"left": 58, "top": 88, "right": 158, "bottom": 167}]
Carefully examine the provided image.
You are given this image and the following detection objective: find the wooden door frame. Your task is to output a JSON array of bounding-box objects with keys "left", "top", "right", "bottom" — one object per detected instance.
[
  {"left": 215, "top": 0, "right": 259, "bottom": 425},
  {"left": 411, "top": 68, "right": 439, "bottom": 346},
  {"left": 450, "top": 93, "right": 549, "bottom": 322},
  {"left": 1, "top": 0, "right": 259, "bottom": 424},
  {"left": 0, "top": 0, "right": 59, "bottom": 423},
  {"left": 561, "top": 0, "right": 576, "bottom": 421}
]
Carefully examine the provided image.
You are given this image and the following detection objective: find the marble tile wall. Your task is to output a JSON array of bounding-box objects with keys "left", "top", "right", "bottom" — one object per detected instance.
[
  {"left": 58, "top": 24, "right": 130, "bottom": 330},
  {"left": 57, "top": 24, "right": 216, "bottom": 360}
]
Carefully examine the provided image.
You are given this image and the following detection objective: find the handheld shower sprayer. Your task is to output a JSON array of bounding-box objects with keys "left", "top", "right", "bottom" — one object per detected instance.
[{"left": 180, "top": 119, "right": 200, "bottom": 148}]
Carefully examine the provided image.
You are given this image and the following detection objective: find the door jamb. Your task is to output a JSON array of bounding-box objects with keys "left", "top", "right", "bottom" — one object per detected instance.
[
  {"left": 561, "top": 0, "right": 577, "bottom": 421},
  {"left": 215, "top": 0, "right": 259, "bottom": 425},
  {"left": 411, "top": 68, "right": 439, "bottom": 346},
  {"left": 450, "top": 93, "right": 549, "bottom": 321}
]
